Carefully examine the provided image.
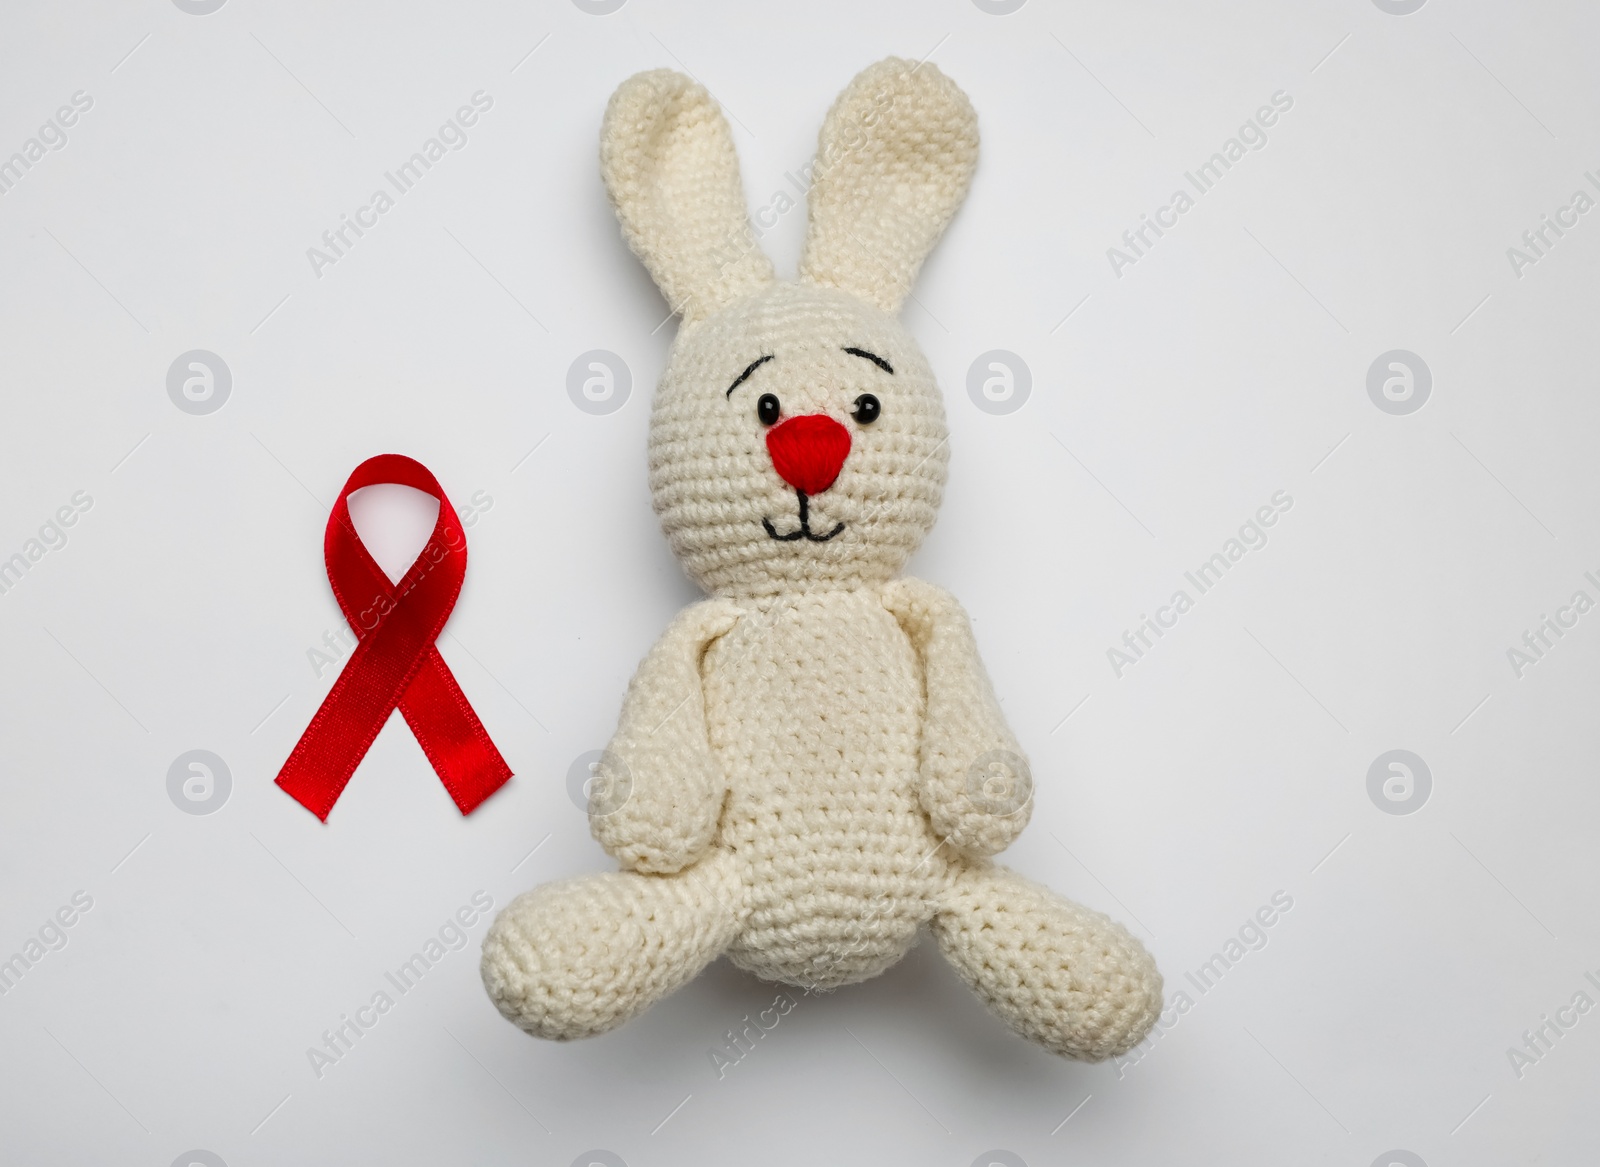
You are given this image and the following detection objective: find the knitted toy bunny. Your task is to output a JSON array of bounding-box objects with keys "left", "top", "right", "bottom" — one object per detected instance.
[{"left": 481, "top": 58, "right": 1162, "bottom": 1061}]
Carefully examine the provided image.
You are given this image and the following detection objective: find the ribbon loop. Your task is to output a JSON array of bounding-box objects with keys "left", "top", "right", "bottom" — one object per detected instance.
[{"left": 276, "top": 454, "right": 512, "bottom": 820}]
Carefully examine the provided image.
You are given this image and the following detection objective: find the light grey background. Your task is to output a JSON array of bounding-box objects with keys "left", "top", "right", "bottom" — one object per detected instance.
[{"left": 1, "top": 1, "right": 1596, "bottom": 1164}]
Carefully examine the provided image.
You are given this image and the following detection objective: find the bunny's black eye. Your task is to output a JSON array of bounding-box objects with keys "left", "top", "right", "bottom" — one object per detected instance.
[
  {"left": 757, "top": 393, "right": 781, "bottom": 426},
  {"left": 851, "top": 394, "right": 881, "bottom": 424}
]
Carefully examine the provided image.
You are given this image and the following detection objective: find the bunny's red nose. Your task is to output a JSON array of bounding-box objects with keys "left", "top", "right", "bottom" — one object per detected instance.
[{"left": 765, "top": 414, "right": 852, "bottom": 495}]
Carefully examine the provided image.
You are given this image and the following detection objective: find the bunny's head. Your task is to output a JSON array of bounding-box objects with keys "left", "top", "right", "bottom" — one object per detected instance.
[{"left": 601, "top": 58, "right": 978, "bottom": 598}]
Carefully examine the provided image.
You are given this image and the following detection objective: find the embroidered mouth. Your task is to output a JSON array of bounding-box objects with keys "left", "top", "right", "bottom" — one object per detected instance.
[{"left": 762, "top": 491, "right": 844, "bottom": 543}]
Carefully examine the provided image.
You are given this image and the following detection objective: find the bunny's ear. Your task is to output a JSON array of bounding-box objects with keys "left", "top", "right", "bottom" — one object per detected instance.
[
  {"left": 600, "top": 69, "right": 774, "bottom": 324},
  {"left": 799, "top": 58, "right": 979, "bottom": 315}
]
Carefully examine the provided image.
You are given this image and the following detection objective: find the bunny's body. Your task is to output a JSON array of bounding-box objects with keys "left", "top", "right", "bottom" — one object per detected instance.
[
  {"left": 712, "top": 585, "right": 937, "bottom": 989},
  {"left": 483, "top": 60, "right": 1162, "bottom": 1061}
]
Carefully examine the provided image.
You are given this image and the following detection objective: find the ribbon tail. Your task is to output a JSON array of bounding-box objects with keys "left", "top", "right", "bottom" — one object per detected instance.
[
  {"left": 275, "top": 691, "right": 393, "bottom": 819},
  {"left": 398, "top": 649, "right": 513, "bottom": 814},
  {"left": 276, "top": 659, "right": 404, "bottom": 821}
]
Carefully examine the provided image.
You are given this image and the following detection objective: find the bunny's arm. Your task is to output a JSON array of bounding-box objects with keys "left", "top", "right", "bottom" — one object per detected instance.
[
  {"left": 588, "top": 598, "right": 743, "bottom": 874},
  {"left": 883, "top": 578, "right": 1033, "bottom": 858}
]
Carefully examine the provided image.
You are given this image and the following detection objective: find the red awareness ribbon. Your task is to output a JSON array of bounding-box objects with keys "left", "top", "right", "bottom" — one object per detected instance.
[{"left": 276, "top": 454, "right": 512, "bottom": 820}]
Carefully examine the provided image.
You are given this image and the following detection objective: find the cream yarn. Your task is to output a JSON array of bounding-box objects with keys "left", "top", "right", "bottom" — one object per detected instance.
[{"left": 482, "top": 57, "right": 1161, "bottom": 1061}]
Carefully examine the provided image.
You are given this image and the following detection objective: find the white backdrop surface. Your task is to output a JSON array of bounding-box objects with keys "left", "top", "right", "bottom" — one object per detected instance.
[{"left": 1, "top": 1, "right": 1597, "bottom": 1165}]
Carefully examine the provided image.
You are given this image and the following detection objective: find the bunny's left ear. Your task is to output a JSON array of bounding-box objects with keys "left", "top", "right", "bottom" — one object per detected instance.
[{"left": 799, "top": 58, "right": 979, "bottom": 315}]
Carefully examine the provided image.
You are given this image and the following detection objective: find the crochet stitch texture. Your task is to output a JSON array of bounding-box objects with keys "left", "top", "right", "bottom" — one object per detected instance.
[{"left": 481, "top": 57, "right": 1162, "bottom": 1061}]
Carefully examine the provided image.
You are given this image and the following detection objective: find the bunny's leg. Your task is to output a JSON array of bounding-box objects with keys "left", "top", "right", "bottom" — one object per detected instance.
[
  {"left": 482, "top": 848, "right": 743, "bottom": 1041},
  {"left": 932, "top": 861, "right": 1162, "bottom": 1061}
]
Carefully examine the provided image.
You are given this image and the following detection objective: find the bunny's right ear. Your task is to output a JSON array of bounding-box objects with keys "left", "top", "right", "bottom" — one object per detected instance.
[{"left": 600, "top": 70, "right": 774, "bottom": 325}]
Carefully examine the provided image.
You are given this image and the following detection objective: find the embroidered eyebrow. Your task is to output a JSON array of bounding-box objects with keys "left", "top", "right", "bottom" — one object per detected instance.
[
  {"left": 726, "top": 355, "right": 774, "bottom": 398},
  {"left": 842, "top": 347, "right": 893, "bottom": 374}
]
